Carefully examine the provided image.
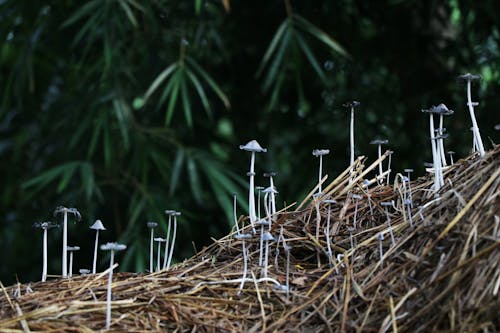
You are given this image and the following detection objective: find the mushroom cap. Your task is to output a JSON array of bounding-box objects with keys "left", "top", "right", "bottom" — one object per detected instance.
[
  {"left": 283, "top": 244, "right": 292, "bottom": 252},
  {"left": 79, "top": 269, "right": 91, "bottom": 274},
  {"left": 380, "top": 201, "right": 393, "bottom": 207},
  {"left": 401, "top": 176, "right": 409, "bottom": 182},
  {"left": 262, "top": 186, "right": 278, "bottom": 194},
  {"left": 67, "top": 246, "right": 80, "bottom": 251},
  {"left": 33, "top": 221, "right": 58, "bottom": 229},
  {"left": 256, "top": 219, "right": 271, "bottom": 226},
  {"left": 246, "top": 171, "right": 256, "bottom": 176},
  {"left": 154, "top": 237, "right": 166, "bottom": 242},
  {"left": 164, "top": 210, "right": 176, "bottom": 215},
  {"left": 377, "top": 233, "right": 385, "bottom": 240},
  {"left": 100, "top": 242, "right": 127, "bottom": 251},
  {"left": 147, "top": 221, "right": 158, "bottom": 229},
  {"left": 263, "top": 171, "right": 277, "bottom": 177},
  {"left": 369, "top": 139, "right": 389, "bottom": 145},
  {"left": 424, "top": 162, "right": 434, "bottom": 168},
  {"left": 312, "top": 149, "right": 330, "bottom": 156},
  {"left": 90, "top": 219, "right": 106, "bottom": 231},
  {"left": 255, "top": 186, "right": 265, "bottom": 191},
  {"left": 172, "top": 211, "right": 182, "bottom": 216},
  {"left": 404, "top": 199, "right": 412, "bottom": 206},
  {"left": 261, "top": 231, "right": 275, "bottom": 241},
  {"left": 323, "top": 199, "right": 337, "bottom": 204},
  {"left": 234, "top": 233, "right": 252, "bottom": 240},
  {"left": 432, "top": 103, "right": 454, "bottom": 115},
  {"left": 457, "top": 73, "right": 482, "bottom": 81},
  {"left": 352, "top": 194, "right": 362, "bottom": 200},
  {"left": 447, "top": 151, "right": 455, "bottom": 155},
  {"left": 495, "top": 124, "right": 500, "bottom": 131},
  {"left": 404, "top": 168, "right": 414, "bottom": 173},
  {"left": 434, "top": 133, "right": 449, "bottom": 140},
  {"left": 239, "top": 140, "right": 267, "bottom": 153},
  {"left": 343, "top": 101, "right": 360, "bottom": 108},
  {"left": 54, "top": 206, "right": 81, "bottom": 220}
]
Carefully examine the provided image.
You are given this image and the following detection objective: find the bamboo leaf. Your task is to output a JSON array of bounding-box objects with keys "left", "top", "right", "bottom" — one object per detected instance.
[
  {"left": 294, "top": 14, "right": 349, "bottom": 58},
  {"left": 80, "top": 162, "right": 95, "bottom": 199},
  {"left": 112, "top": 98, "right": 130, "bottom": 150},
  {"left": 170, "top": 148, "right": 185, "bottom": 194},
  {"left": 144, "top": 63, "right": 179, "bottom": 102},
  {"left": 118, "top": 0, "right": 139, "bottom": 27},
  {"left": 186, "top": 68, "right": 212, "bottom": 117},
  {"left": 263, "top": 28, "right": 291, "bottom": 92},
  {"left": 60, "top": 0, "right": 101, "bottom": 28},
  {"left": 180, "top": 75, "right": 193, "bottom": 128},
  {"left": 187, "top": 156, "right": 203, "bottom": 204},
  {"left": 166, "top": 71, "right": 182, "bottom": 126},
  {"left": 294, "top": 31, "right": 326, "bottom": 81},
  {"left": 257, "top": 19, "right": 289, "bottom": 75},
  {"left": 186, "top": 57, "right": 230, "bottom": 109}
]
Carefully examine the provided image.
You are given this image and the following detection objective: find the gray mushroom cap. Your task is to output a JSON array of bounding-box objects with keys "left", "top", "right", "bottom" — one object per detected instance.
[
  {"left": 79, "top": 269, "right": 91, "bottom": 275},
  {"left": 458, "top": 73, "right": 482, "bottom": 81},
  {"left": 495, "top": 124, "right": 500, "bottom": 131},
  {"left": 369, "top": 139, "right": 389, "bottom": 145},
  {"left": 164, "top": 210, "right": 176, "bottom": 215},
  {"left": 323, "top": 199, "right": 337, "bottom": 204},
  {"left": 381, "top": 201, "right": 393, "bottom": 207},
  {"left": 262, "top": 232, "right": 275, "bottom": 241},
  {"left": 234, "top": 233, "right": 252, "bottom": 240},
  {"left": 90, "top": 219, "right": 106, "bottom": 231},
  {"left": 100, "top": 242, "right": 127, "bottom": 251},
  {"left": 172, "top": 211, "right": 182, "bottom": 216},
  {"left": 404, "top": 168, "right": 414, "bottom": 173},
  {"left": 33, "top": 221, "right": 58, "bottom": 230},
  {"left": 432, "top": 103, "right": 454, "bottom": 115},
  {"left": 447, "top": 151, "right": 455, "bottom": 155},
  {"left": 377, "top": 233, "right": 385, "bottom": 241},
  {"left": 424, "top": 162, "right": 434, "bottom": 168},
  {"left": 255, "top": 186, "right": 265, "bottom": 191},
  {"left": 263, "top": 171, "right": 277, "bottom": 177},
  {"left": 256, "top": 219, "right": 271, "bottom": 226},
  {"left": 262, "top": 186, "right": 278, "bottom": 194},
  {"left": 239, "top": 140, "right": 267, "bottom": 153},
  {"left": 312, "top": 149, "right": 330, "bottom": 156},
  {"left": 352, "top": 194, "right": 362, "bottom": 200},
  {"left": 54, "top": 206, "right": 81, "bottom": 220},
  {"left": 154, "top": 237, "right": 167, "bottom": 242},
  {"left": 147, "top": 221, "right": 158, "bottom": 229},
  {"left": 67, "top": 246, "right": 80, "bottom": 252},
  {"left": 343, "top": 101, "right": 360, "bottom": 108}
]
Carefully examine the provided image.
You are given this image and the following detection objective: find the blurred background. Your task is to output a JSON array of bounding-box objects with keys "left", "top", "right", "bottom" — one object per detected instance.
[{"left": 1, "top": 0, "right": 499, "bottom": 285}]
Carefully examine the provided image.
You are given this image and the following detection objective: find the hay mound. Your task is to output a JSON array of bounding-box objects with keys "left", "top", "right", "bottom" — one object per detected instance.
[{"left": 1, "top": 147, "right": 499, "bottom": 332}]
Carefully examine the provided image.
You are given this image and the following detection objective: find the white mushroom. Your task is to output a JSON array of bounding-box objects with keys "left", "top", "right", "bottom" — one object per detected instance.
[
  {"left": 66, "top": 246, "right": 80, "bottom": 278},
  {"left": 100, "top": 242, "right": 126, "bottom": 330},
  {"left": 146, "top": 221, "right": 158, "bottom": 273},
  {"left": 33, "top": 221, "right": 58, "bottom": 282},
  {"left": 312, "top": 149, "right": 330, "bottom": 194},
  {"left": 90, "top": 219, "right": 106, "bottom": 274},
  {"left": 53, "top": 206, "right": 81, "bottom": 278}
]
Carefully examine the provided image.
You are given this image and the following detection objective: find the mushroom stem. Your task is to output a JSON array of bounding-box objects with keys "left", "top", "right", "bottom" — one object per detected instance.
[
  {"left": 429, "top": 114, "right": 441, "bottom": 192},
  {"left": 163, "top": 215, "right": 172, "bottom": 270},
  {"left": 466, "top": 80, "right": 485, "bottom": 157},
  {"left": 149, "top": 228, "right": 154, "bottom": 273},
  {"left": 248, "top": 152, "right": 257, "bottom": 227},
  {"left": 263, "top": 237, "right": 270, "bottom": 279},
  {"left": 233, "top": 194, "right": 240, "bottom": 234},
  {"left": 438, "top": 116, "right": 447, "bottom": 167},
  {"left": 325, "top": 206, "right": 333, "bottom": 267},
  {"left": 377, "top": 144, "right": 383, "bottom": 179},
  {"left": 269, "top": 176, "right": 276, "bottom": 215},
  {"left": 237, "top": 239, "right": 248, "bottom": 295},
  {"left": 156, "top": 240, "right": 162, "bottom": 272},
  {"left": 69, "top": 250, "right": 74, "bottom": 278},
  {"left": 384, "top": 206, "right": 396, "bottom": 246},
  {"left": 42, "top": 228, "right": 48, "bottom": 282},
  {"left": 378, "top": 234, "right": 384, "bottom": 267},
  {"left": 318, "top": 155, "right": 323, "bottom": 193},
  {"left": 166, "top": 215, "right": 178, "bottom": 270},
  {"left": 62, "top": 211, "right": 68, "bottom": 278},
  {"left": 350, "top": 107, "right": 355, "bottom": 167},
  {"left": 92, "top": 230, "right": 99, "bottom": 274},
  {"left": 105, "top": 250, "right": 115, "bottom": 330},
  {"left": 386, "top": 152, "right": 392, "bottom": 185}
]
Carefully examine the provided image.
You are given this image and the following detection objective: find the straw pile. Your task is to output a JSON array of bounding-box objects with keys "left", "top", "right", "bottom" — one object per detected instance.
[{"left": 1, "top": 146, "right": 499, "bottom": 332}]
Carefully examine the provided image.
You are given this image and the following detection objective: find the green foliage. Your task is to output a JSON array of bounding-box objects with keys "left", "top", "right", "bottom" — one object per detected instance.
[{"left": 1, "top": 0, "right": 499, "bottom": 284}]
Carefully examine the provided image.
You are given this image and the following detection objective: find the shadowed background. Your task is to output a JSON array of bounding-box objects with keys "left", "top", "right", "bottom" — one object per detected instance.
[{"left": 1, "top": 0, "right": 499, "bottom": 285}]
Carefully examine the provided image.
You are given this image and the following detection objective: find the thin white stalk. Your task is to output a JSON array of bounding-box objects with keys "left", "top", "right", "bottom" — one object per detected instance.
[
  {"left": 237, "top": 240, "right": 248, "bottom": 295},
  {"left": 318, "top": 155, "right": 323, "bottom": 193},
  {"left": 233, "top": 194, "right": 240, "bottom": 234},
  {"left": 105, "top": 250, "right": 115, "bottom": 330},
  {"left": 259, "top": 192, "right": 270, "bottom": 266},
  {"left": 285, "top": 250, "right": 290, "bottom": 298},
  {"left": 377, "top": 144, "right": 383, "bottom": 179},
  {"left": 429, "top": 115, "right": 441, "bottom": 192},
  {"left": 149, "top": 228, "right": 154, "bottom": 273},
  {"left": 248, "top": 152, "right": 256, "bottom": 227},
  {"left": 263, "top": 238, "right": 269, "bottom": 279},
  {"left": 438, "top": 116, "right": 447, "bottom": 167},
  {"left": 92, "top": 230, "right": 99, "bottom": 274},
  {"left": 62, "top": 211, "right": 68, "bottom": 278},
  {"left": 42, "top": 228, "right": 47, "bottom": 282},
  {"left": 385, "top": 208, "right": 396, "bottom": 246},
  {"left": 467, "top": 80, "right": 485, "bottom": 157},
  {"left": 378, "top": 236, "right": 384, "bottom": 267},
  {"left": 386, "top": 153, "right": 392, "bottom": 186},
  {"left": 69, "top": 251, "right": 74, "bottom": 278},
  {"left": 257, "top": 189, "right": 262, "bottom": 220},
  {"left": 157, "top": 240, "right": 162, "bottom": 272},
  {"left": 325, "top": 208, "right": 333, "bottom": 267},
  {"left": 166, "top": 217, "right": 177, "bottom": 269},
  {"left": 350, "top": 107, "right": 355, "bottom": 166},
  {"left": 162, "top": 216, "right": 172, "bottom": 270},
  {"left": 269, "top": 176, "right": 276, "bottom": 215}
]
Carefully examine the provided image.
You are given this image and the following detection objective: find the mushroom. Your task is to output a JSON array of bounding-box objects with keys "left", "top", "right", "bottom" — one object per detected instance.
[
  {"left": 386, "top": 150, "right": 394, "bottom": 185},
  {"left": 146, "top": 221, "right": 158, "bottom": 273},
  {"left": 90, "top": 219, "right": 106, "bottom": 274},
  {"left": 312, "top": 149, "right": 330, "bottom": 194},
  {"left": 234, "top": 232, "right": 252, "bottom": 295},
  {"left": 343, "top": 101, "right": 361, "bottom": 168},
  {"left": 232, "top": 193, "right": 240, "bottom": 234},
  {"left": 163, "top": 210, "right": 175, "bottom": 270},
  {"left": 404, "top": 168, "right": 414, "bottom": 204},
  {"left": 323, "top": 199, "right": 337, "bottom": 269},
  {"left": 447, "top": 151, "right": 455, "bottom": 165},
  {"left": 351, "top": 194, "right": 362, "bottom": 228},
  {"left": 381, "top": 201, "right": 396, "bottom": 246},
  {"left": 67, "top": 246, "right": 80, "bottom": 278},
  {"left": 421, "top": 107, "right": 443, "bottom": 193},
  {"left": 100, "top": 242, "right": 126, "bottom": 330},
  {"left": 239, "top": 140, "right": 267, "bottom": 231},
  {"left": 369, "top": 139, "right": 388, "bottom": 182},
  {"left": 255, "top": 186, "right": 265, "bottom": 222},
  {"left": 53, "top": 206, "right": 81, "bottom": 278},
  {"left": 154, "top": 237, "right": 166, "bottom": 271},
  {"left": 377, "top": 232, "right": 385, "bottom": 267},
  {"left": 166, "top": 211, "right": 181, "bottom": 269},
  {"left": 79, "top": 269, "right": 91, "bottom": 276},
  {"left": 458, "top": 73, "right": 485, "bottom": 157},
  {"left": 33, "top": 221, "right": 59, "bottom": 282},
  {"left": 263, "top": 171, "right": 278, "bottom": 215},
  {"left": 261, "top": 231, "right": 275, "bottom": 279}
]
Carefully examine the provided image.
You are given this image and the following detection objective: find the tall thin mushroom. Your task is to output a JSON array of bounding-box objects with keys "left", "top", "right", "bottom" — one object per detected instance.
[
  {"left": 154, "top": 238, "right": 166, "bottom": 271},
  {"left": 90, "top": 219, "right": 106, "bottom": 274},
  {"left": 263, "top": 171, "right": 278, "bottom": 215},
  {"left": 67, "top": 246, "right": 80, "bottom": 278},
  {"left": 343, "top": 101, "right": 361, "bottom": 168},
  {"left": 146, "top": 222, "right": 158, "bottom": 273},
  {"left": 369, "top": 139, "right": 389, "bottom": 183},
  {"left": 312, "top": 149, "right": 330, "bottom": 194},
  {"left": 100, "top": 242, "right": 126, "bottom": 330},
  {"left": 239, "top": 140, "right": 267, "bottom": 231},
  {"left": 33, "top": 221, "right": 58, "bottom": 282},
  {"left": 421, "top": 107, "right": 442, "bottom": 193},
  {"left": 163, "top": 210, "right": 175, "bottom": 270},
  {"left": 166, "top": 211, "right": 181, "bottom": 269},
  {"left": 54, "top": 206, "right": 81, "bottom": 278},
  {"left": 458, "top": 73, "right": 485, "bottom": 157}
]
